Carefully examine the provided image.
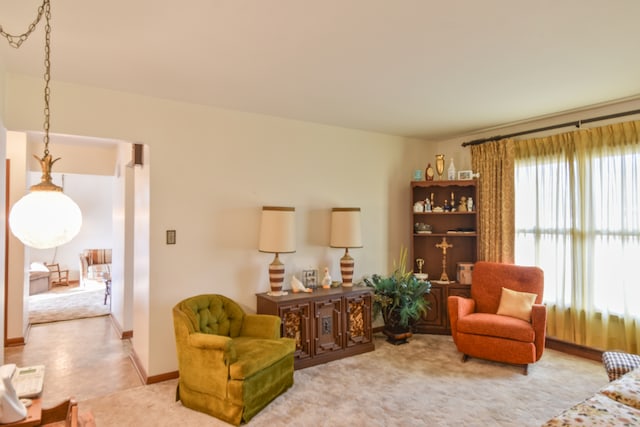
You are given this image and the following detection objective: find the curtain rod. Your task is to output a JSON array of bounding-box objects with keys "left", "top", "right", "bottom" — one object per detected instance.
[{"left": 461, "top": 108, "right": 640, "bottom": 147}]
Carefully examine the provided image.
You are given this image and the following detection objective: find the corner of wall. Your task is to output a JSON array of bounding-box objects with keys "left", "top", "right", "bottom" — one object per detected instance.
[{"left": 0, "top": 67, "right": 6, "bottom": 357}]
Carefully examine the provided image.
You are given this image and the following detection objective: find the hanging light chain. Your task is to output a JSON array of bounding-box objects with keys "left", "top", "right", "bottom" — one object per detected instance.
[
  {"left": 1, "top": 0, "right": 52, "bottom": 156},
  {"left": 43, "top": 0, "right": 51, "bottom": 155},
  {"left": 0, "top": 0, "right": 48, "bottom": 49}
]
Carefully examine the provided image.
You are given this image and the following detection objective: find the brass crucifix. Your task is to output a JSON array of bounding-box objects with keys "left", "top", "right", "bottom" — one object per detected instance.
[{"left": 435, "top": 237, "right": 453, "bottom": 282}]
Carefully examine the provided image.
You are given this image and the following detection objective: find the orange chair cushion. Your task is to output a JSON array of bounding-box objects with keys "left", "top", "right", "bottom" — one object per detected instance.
[{"left": 457, "top": 312, "right": 536, "bottom": 343}]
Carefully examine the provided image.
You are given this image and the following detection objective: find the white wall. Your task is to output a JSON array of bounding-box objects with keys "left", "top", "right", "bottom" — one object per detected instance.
[
  {"left": 6, "top": 131, "right": 28, "bottom": 341},
  {"left": 5, "top": 73, "right": 432, "bottom": 376},
  {"left": 111, "top": 144, "right": 135, "bottom": 334},
  {"left": 133, "top": 144, "right": 150, "bottom": 373},
  {"left": 0, "top": 68, "right": 6, "bottom": 357}
]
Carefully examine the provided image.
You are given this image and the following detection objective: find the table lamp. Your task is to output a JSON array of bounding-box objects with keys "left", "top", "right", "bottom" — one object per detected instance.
[
  {"left": 330, "top": 208, "right": 363, "bottom": 287},
  {"left": 258, "top": 206, "right": 296, "bottom": 296}
]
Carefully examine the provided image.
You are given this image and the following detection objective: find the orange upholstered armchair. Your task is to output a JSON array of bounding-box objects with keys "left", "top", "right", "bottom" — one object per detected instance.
[{"left": 448, "top": 261, "right": 546, "bottom": 374}]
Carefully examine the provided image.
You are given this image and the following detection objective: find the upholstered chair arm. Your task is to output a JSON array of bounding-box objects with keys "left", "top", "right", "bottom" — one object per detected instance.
[
  {"left": 189, "top": 332, "right": 235, "bottom": 351},
  {"left": 447, "top": 296, "right": 475, "bottom": 343},
  {"left": 173, "top": 307, "right": 238, "bottom": 400},
  {"left": 240, "top": 314, "right": 282, "bottom": 339},
  {"left": 448, "top": 296, "right": 475, "bottom": 317},
  {"left": 531, "top": 303, "right": 547, "bottom": 361}
]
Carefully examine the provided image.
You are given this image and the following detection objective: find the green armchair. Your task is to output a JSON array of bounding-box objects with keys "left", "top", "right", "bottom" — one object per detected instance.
[{"left": 173, "top": 294, "right": 295, "bottom": 425}]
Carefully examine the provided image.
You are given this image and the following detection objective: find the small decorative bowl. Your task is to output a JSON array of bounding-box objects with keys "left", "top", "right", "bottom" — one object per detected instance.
[{"left": 414, "top": 223, "right": 432, "bottom": 233}]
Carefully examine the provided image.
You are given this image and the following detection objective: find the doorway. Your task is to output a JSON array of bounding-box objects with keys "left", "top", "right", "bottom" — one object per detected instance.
[{"left": 4, "top": 131, "right": 138, "bottom": 345}]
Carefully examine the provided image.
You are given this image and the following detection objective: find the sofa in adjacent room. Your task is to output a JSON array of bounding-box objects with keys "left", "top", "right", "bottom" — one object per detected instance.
[
  {"left": 29, "top": 262, "right": 51, "bottom": 295},
  {"left": 79, "top": 249, "right": 112, "bottom": 285}
]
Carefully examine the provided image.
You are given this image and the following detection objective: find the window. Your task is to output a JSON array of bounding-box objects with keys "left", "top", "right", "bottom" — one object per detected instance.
[{"left": 515, "top": 140, "right": 640, "bottom": 318}]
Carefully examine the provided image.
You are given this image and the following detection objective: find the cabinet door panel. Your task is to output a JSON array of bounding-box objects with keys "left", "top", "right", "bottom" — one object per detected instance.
[
  {"left": 421, "top": 285, "right": 445, "bottom": 327},
  {"left": 280, "top": 302, "right": 312, "bottom": 360},
  {"left": 345, "top": 293, "right": 372, "bottom": 347},
  {"left": 313, "top": 298, "right": 342, "bottom": 355},
  {"left": 447, "top": 286, "right": 471, "bottom": 298}
]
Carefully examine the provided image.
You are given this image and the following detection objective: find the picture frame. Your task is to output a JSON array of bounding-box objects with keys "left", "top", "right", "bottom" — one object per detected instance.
[
  {"left": 458, "top": 170, "right": 473, "bottom": 180},
  {"left": 302, "top": 269, "right": 318, "bottom": 289},
  {"left": 457, "top": 262, "right": 474, "bottom": 285}
]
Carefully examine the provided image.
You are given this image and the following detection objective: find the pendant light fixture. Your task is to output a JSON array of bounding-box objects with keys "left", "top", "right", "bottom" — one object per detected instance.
[{"left": 2, "top": 0, "right": 83, "bottom": 249}]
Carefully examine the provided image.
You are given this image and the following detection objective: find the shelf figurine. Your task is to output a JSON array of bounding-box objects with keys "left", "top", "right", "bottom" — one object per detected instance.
[
  {"left": 448, "top": 158, "right": 456, "bottom": 180},
  {"left": 321, "top": 267, "right": 332, "bottom": 289},
  {"left": 291, "top": 275, "right": 312, "bottom": 293},
  {"left": 459, "top": 196, "right": 467, "bottom": 212},
  {"left": 425, "top": 163, "right": 434, "bottom": 181}
]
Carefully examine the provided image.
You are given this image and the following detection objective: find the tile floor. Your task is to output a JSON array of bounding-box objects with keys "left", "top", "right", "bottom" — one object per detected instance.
[{"left": 4, "top": 316, "right": 143, "bottom": 408}]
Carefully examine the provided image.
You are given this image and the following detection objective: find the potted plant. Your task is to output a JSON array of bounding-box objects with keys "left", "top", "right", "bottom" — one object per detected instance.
[{"left": 364, "top": 247, "right": 431, "bottom": 345}]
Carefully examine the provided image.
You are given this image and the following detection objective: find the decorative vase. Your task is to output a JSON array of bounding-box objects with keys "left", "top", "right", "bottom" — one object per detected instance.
[{"left": 435, "top": 154, "right": 445, "bottom": 180}]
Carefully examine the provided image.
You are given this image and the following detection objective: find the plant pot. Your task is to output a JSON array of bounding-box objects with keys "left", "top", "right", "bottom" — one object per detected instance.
[
  {"left": 383, "top": 309, "right": 413, "bottom": 345},
  {"left": 382, "top": 327, "right": 413, "bottom": 345}
]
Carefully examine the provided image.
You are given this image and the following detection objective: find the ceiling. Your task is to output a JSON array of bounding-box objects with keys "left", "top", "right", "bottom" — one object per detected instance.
[{"left": 2, "top": 0, "right": 640, "bottom": 140}]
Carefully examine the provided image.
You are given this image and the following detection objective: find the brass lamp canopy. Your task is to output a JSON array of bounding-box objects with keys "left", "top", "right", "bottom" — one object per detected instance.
[{"left": 32, "top": 153, "right": 63, "bottom": 192}]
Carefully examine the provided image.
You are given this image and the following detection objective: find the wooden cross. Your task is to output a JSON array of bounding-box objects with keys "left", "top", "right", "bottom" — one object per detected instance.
[{"left": 436, "top": 237, "right": 453, "bottom": 282}]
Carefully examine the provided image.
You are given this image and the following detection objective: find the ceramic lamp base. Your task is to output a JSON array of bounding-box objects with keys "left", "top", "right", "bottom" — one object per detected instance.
[
  {"left": 269, "top": 253, "right": 285, "bottom": 295},
  {"left": 340, "top": 249, "right": 354, "bottom": 287}
]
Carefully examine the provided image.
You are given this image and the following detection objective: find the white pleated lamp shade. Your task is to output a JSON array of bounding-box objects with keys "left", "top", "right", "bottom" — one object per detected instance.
[
  {"left": 330, "top": 208, "right": 362, "bottom": 248},
  {"left": 258, "top": 206, "right": 296, "bottom": 253}
]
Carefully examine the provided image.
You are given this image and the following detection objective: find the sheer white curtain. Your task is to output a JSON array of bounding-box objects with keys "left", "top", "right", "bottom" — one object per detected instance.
[{"left": 514, "top": 120, "right": 640, "bottom": 353}]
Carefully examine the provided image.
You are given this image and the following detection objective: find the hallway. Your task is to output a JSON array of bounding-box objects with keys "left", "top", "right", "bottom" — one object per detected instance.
[{"left": 4, "top": 316, "right": 143, "bottom": 408}]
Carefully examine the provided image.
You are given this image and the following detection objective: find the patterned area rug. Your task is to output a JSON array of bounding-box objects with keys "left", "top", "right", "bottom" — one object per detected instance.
[{"left": 28, "top": 281, "right": 110, "bottom": 324}]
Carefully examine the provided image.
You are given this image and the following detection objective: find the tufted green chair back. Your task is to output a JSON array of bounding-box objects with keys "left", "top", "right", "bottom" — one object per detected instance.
[{"left": 175, "top": 294, "right": 246, "bottom": 337}]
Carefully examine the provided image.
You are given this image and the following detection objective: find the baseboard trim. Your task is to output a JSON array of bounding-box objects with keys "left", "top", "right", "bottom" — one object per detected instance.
[
  {"left": 5, "top": 336, "right": 25, "bottom": 347},
  {"left": 545, "top": 337, "right": 603, "bottom": 362},
  {"left": 129, "top": 348, "right": 148, "bottom": 384},
  {"left": 129, "top": 347, "right": 178, "bottom": 385},
  {"left": 148, "top": 371, "right": 179, "bottom": 384},
  {"left": 109, "top": 315, "right": 133, "bottom": 340}
]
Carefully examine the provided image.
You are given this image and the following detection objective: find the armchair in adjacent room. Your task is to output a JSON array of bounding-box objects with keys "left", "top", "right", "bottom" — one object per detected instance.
[
  {"left": 172, "top": 294, "right": 295, "bottom": 425},
  {"left": 46, "top": 263, "right": 70, "bottom": 287},
  {"left": 448, "top": 261, "right": 546, "bottom": 374}
]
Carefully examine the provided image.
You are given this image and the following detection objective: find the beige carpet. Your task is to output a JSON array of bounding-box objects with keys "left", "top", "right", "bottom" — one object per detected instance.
[
  {"left": 29, "top": 281, "right": 110, "bottom": 324},
  {"left": 79, "top": 334, "right": 607, "bottom": 426}
]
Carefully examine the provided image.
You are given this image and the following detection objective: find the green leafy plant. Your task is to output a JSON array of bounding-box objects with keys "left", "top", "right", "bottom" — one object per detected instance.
[{"left": 364, "top": 247, "right": 431, "bottom": 329}]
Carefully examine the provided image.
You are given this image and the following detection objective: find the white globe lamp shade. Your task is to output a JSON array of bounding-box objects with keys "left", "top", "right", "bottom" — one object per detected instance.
[{"left": 9, "top": 190, "right": 83, "bottom": 249}]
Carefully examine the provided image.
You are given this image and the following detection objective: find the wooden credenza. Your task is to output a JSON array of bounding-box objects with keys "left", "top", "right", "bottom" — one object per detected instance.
[{"left": 257, "top": 286, "right": 374, "bottom": 369}]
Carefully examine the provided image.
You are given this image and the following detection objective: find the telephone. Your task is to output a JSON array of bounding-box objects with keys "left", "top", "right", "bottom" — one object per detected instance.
[{"left": 0, "top": 364, "right": 27, "bottom": 424}]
